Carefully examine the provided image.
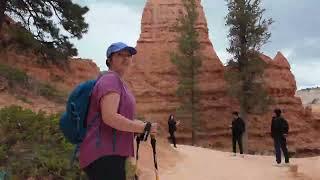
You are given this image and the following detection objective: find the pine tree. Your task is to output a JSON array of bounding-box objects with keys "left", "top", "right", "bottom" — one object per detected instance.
[
  {"left": 225, "top": 0, "right": 273, "bottom": 152},
  {"left": 171, "top": 0, "right": 202, "bottom": 145}
]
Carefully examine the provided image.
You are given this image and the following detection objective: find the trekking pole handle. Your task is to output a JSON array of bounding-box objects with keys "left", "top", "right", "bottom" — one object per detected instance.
[{"left": 140, "top": 122, "right": 152, "bottom": 141}]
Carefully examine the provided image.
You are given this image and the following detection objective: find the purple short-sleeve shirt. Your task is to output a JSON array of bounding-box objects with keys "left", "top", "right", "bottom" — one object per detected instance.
[{"left": 79, "top": 71, "right": 136, "bottom": 168}]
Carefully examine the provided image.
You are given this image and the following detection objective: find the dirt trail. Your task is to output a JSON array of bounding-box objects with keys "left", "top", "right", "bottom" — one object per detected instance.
[{"left": 154, "top": 145, "right": 320, "bottom": 180}]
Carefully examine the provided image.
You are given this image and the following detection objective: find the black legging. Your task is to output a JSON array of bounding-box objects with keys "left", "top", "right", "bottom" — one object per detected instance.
[
  {"left": 84, "top": 155, "right": 126, "bottom": 180},
  {"left": 232, "top": 134, "right": 243, "bottom": 154},
  {"left": 169, "top": 131, "right": 176, "bottom": 147}
]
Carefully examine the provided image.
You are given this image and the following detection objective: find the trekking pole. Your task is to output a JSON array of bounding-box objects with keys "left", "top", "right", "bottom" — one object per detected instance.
[
  {"left": 135, "top": 135, "right": 141, "bottom": 180},
  {"left": 135, "top": 122, "right": 152, "bottom": 180},
  {"left": 150, "top": 135, "right": 159, "bottom": 180}
]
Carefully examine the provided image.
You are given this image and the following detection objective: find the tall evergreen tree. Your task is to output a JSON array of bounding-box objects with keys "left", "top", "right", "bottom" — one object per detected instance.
[
  {"left": 171, "top": 0, "right": 202, "bottom": 145},
  {"left": 225, "top": 0, "right": 273, "bottom": 152}
]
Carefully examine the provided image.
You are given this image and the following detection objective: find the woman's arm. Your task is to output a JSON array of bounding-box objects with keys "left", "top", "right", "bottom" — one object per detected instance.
[
  {"left": 100, "top": 92, "right": 157, "bottom": 134},
  {"left": 100, "top": 92, "right": 146, "bottom": 133}
]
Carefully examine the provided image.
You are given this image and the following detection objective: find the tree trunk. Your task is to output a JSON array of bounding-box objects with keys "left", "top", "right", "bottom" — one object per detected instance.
[
  {"left": 240, "top": 106, "right": 249, "bottom": 154},
  {"left": 0, "top": 0, "right": 7, "bottom": 34},
  {"left": 191, "top": 129, "right": 196, "bottom": 146},
  {"left": 191, "top": 61, "right": 197, "bottom": 146}
]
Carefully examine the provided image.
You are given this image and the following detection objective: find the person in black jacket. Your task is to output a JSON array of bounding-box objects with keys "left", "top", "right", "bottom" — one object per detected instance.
[
  {"left": 168, "top": 114, "right": 180, "bottom": 148},
  {"left": 271, "top": 108, "right": 290, "bottom": 166},
  {"left": 231, "top": 112, "right": 245, "bottom": 156}
]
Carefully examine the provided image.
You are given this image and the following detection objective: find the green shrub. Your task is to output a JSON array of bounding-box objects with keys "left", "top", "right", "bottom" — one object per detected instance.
[
  {"left": 37, "top": 83, "right": 67, "bottom": 103},
  {"left": 0, "top": 64, "right": 29, "bottom": 88},
  {"left": 0, "top": 106, "right": 141, "bottom": 179},
  {"left": 0, "top": 106, "right": 86, "bottom": 179},
  {"left": 0, "top": 64, "right": 67, "bottom": 104}
]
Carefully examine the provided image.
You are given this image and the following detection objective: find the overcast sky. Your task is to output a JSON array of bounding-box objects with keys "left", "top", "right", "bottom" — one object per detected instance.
[{"left": 72, "top": 0, "right": 320, "bottom": 89}]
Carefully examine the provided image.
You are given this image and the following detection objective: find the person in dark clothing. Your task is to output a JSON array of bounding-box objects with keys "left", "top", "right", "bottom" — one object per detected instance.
[
  {"left": 271, "top": 108, "right": 290, "bottom": 166},
  {"left": 231, "top": 112, "right": 245, "bottom": 156},
  {"left": 168, "top": 114, "right": 180, "bottom": 148}
]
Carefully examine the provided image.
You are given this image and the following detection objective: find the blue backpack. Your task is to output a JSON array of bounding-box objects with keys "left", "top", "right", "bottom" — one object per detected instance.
[
  {"left": 59, "top": 79, "right": 98, "bottom": 145},
  {"left": 59, "top": 74, "right": 117, "bottom": 165}
]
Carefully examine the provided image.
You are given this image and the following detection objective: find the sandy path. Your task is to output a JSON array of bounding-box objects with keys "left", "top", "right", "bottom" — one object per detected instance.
[{"left": 159, "top": 145, "right": 319, "bottom": 180}]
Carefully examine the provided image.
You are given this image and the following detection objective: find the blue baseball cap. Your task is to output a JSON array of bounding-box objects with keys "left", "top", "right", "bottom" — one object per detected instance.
[{"left": 106, "top": 42, "right": 137, "bottom": 58}]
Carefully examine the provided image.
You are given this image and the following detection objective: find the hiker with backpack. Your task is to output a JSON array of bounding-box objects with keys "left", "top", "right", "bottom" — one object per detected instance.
[
  {"left": 230, "top": 112, "right": 245, "bottom": 157},
  {"left": 168, "top": 114, "right": 180, "bottom": 148},
  {"left": 271, "top": 108, "right": 290, "bottom": 166},
  {"left": 60, "top": 42, "right": 158, "bottom": 180}
]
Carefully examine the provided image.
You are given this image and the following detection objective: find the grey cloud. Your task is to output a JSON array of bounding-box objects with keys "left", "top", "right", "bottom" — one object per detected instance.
[{"left": 72, "top": 0, "right": 320, "bottom": 88}]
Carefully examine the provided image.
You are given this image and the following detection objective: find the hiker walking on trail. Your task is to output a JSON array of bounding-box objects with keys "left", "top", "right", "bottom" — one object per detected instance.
[
  {"left": 271, "top": 108, "right": 290, "bottom": 166},
  {"left": 79, "top": 42, "right": 158, "bottom": 180},
  {"left": 231, "top": 112, "right": 245, "bottom": 156},
  {"left": 168, "top": 114, "right": 180, "bottom": 148}
]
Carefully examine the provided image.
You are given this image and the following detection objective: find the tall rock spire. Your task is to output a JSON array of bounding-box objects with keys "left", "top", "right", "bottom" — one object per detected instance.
[{"left": 126, "top": 0, "right": 232, "bottom": 141}]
